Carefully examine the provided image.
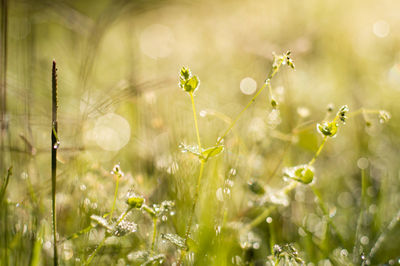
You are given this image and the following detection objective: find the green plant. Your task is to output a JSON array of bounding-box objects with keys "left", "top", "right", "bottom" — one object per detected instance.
[{"left": 51, "top": 60, "right": 59, "bottom": 266}]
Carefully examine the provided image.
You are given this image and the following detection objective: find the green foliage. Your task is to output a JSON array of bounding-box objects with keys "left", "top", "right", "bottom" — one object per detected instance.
[
  {"left": 126, "top": 192, "right": 145, "bottom": 209},
  {"left": 266, "top": 244, "right": 305, "bottom": 265},
  {"left": 317, "top": 121, "right": 338, "bottom": 137},
  {"left": 179, "top": 66, "right": 200, "bottom": 94},
  {"left": 283, "top": 165, "right": 315, "bottom": 184}
]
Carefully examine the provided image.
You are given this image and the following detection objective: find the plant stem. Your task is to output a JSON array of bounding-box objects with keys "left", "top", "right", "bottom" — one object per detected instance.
[
  {"left": 248, "top": 133, "right": 330, "bottom": 230},
  {"left": 217, "top": 83, "right": 267, "bottom": 145},
  {"left": 311, "top": 186, "right": 345, "bottom": 247},
  {"left": 308, "top": 136, "right": 328, "bottom": 167},
  {"left": 86, "top": 208, "right": 132, "bottom": 265},
  {"left": 0, "top": 0, "right": 8, "bottom": 172},
  {"left": 179, "top": 160, "right": 205, "bottom": 265},
  {"left": 109, "top": 174, "right": 120, "bottom": 222},
  {"left": 151, "top": 217, "right": 157, "bottom": 254},
  {"left": 367, "top": 208, "right": 400, "bottom": 261},
  {"left": 216, "top": 56, "right": 287, "bottom": 146},
  {"left": 0, "top": 166, "right": 11, "bottom": 202},
  {"left": 184, "top": 161, "right": 205, "bottom": 243},
  {"left": 190, "top": 92, "right": 202, "bottom": 151},
  {"left": 353, "top": 168, "right": 367, "bottom": 263},
  {"left": 85, "top": 236, "right": 106, "bottom": 265},
  {"left": 51, "top": 60, "right": 59, "bottom": 266}
]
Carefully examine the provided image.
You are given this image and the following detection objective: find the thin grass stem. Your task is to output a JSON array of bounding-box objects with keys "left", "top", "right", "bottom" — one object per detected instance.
[
  {"left": 151, "top": 217, "right": 157, "bottom": 254},
  {"left": 51, "top": 60, "right": 59, "bottom": 266},
  {"left": 217, "top": 83, "right": 267, "bottom": 145},
  {"left": 367, "top": 208, "right": 400, "bottom": 261},
  {"left": 190, "top": 92, "right": 202, "bottom": 151},
  {"left": 109, "top": 174, "right": 120, "bottom": 222},
  {"left": 353, "top": 168, "right": 367, "bottom": 263}
]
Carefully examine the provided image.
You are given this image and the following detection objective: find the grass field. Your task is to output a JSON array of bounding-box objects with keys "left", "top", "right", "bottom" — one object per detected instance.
[{"left": 1, "top": 0, "right": 400, "bottom": 265}]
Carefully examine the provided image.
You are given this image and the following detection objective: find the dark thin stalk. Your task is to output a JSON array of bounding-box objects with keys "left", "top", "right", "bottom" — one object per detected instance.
[
  {"left": 4, "top": 199, "right": 8, "bottom": 266},
  {"left": 51, "top": 60, "right": 59, "bottom": 266},
  {"left": 0, "top": 0, "right": 8, "bottom": 171},
  {"left": 0, "top": 166, "right": 12, "bottom": 202}
]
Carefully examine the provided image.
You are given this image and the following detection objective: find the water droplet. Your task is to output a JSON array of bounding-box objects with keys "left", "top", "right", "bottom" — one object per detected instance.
[
  {"left": 223, "top": 187, "right": 231, "bottom": 196},
  {"left": 360, "top": 236, "right": 369, "bottom": 245},
  {"left": 266, "top": 217, "right": 273, "bottom": 223},
  {"left": 44, "top": 241, "right": 52, "bottom": 250},
  {"left": 253, "top": 242, "right": 260, "bottom": 249},
  {"left": 225, "top": 179, "right": 234, "bottom": 187},
  {"left": 216, "top": 188, "right": 224, "bottom": 202},
  {"left": 53, "top": 141, "right": 60, "bottom": 149},
  {"left": 240, "top": 77, "right": 257, "bottom": 95},
  {"left": 340, "top": 249, "right": 348, "bottom": 257},
  {"left": 229, "top": 168, "right": 237, "bottom": 176},
  {"left": 20, "top": 172, "right": 28, "bottom": 180},
  {"left": 215, "top": 225, "right": 221, "bottom": 236}
]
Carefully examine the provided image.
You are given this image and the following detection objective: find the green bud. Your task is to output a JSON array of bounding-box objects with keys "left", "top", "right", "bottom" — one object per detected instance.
[
  {"left": 271, "top": 98, "right": 278, "bottom": 109},
  {"left": 248, "top": 179, "right": 265, "bottom": 195},
  {"left": 283, "top": 165, "right": 315, "bottom": 184},
  {"left": 126, "top": 192, "right": 144, "bottom": 209},
  {"left": 179, "top": 67, "right": 200, "bottom": 93},
  {"left": 337, "top": 105, "right": 349, "bottom": 123},
  {"left": 317, "top": 121, "right": 338, "bottom": 137}
]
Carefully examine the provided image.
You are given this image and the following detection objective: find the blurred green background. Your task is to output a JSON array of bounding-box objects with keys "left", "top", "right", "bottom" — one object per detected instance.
[{"left": 1, "top": 0, "right": 400, "bottom": 265}]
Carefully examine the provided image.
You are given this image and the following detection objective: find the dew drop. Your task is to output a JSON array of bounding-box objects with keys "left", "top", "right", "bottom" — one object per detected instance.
[
  {"left": 215, "top": 225, "right": 221, "bottom": 236},
  {"left": 253, "top": 242, "right": 260, "bottom": 249},
  {"left": 53, "top": 141, "right": 60, "bottom": 149},
  {"left": 229, "top": 168, "right": 237, "bottom": 176},
  {"left": 199, "top": 110, "right": 207, "bottom": 117},
  {"left": 360, "top": 236, "right": 369, "bottom": 245},
  {"left": 266, "top": 217, "right": 273, "bottom": 223},
  {"left": 340, "top": 249, "right": 348, "bottom": 257}
]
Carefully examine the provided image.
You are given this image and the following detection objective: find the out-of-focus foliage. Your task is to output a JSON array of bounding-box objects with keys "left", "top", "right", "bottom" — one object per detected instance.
[{"left": 1, "top": 0, "right": 400, "bottom": 265}]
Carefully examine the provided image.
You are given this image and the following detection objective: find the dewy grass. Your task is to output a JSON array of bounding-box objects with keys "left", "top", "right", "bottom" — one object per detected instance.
[
  {"left": 179, "top": 53, "right": 294, "bottom": 263},
  {"left": 51, "top": 60, "right": 59, "bottom": 266}
]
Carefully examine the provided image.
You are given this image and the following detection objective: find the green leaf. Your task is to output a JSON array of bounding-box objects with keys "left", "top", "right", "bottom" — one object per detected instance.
[
  {"left": 201, "top": 145, "right": 224, "bottom": 161},
  {"left": 317, "top": 121, "right": 338, "bottom": 137},
  {"left": 180, "top": 67, "right": 190, "bottom": 80},
  {"left": 179, "top": 67, "right": 200, "bottom": 93},
  {"left": 283, "top": 165, "right": 315, "bottom": 184},
  {"left": 90, "top": 215, "right": 113, "bottom": 231},
  {"left": 161, "top": 233, "right": 187, "bottom": 250}
]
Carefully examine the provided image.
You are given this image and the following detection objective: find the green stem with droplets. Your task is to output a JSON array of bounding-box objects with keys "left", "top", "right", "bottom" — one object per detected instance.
[
  {"left": 109, "top": 174, "right": 120, "bottom": 222},
  {"left": 190, "top": 92, "right": 202, "bottom": 151},
  {"left": 151, "top": 217, "right": 157, "bottom": 254},
  {"left": 85, "top": 208, "right": 132, "bottom": 265},
  {"left": 353, "top": 168, "right": 368, "bottom": 263},
  {"left": 217, "top": 83, "right": 267, "bottom": 146},
  {"left": 51, "top": 60, "right": 58, "bottom": 266},
  {"left": 248, "top": 132, "right": 330, "bottom": 230}
]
